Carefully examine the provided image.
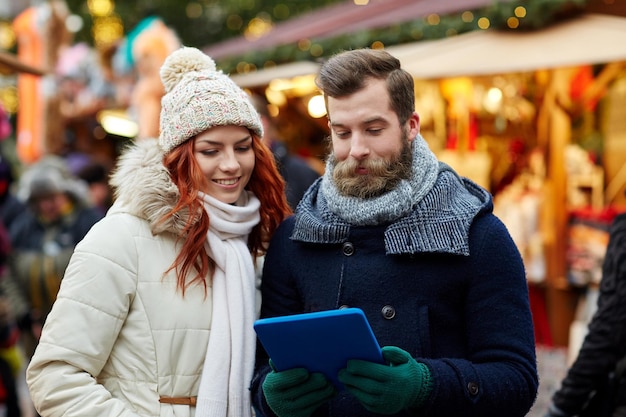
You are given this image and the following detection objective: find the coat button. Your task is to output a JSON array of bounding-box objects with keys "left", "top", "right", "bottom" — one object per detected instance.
[
  {"left": 342, "top": 242, "right": 355, "bottom": 256},
  {"left": 467, "top": 382, "right": 479, "bottom": 396},
  {"left": 381, "top": 305, "right": 396, "bottom": 319}
]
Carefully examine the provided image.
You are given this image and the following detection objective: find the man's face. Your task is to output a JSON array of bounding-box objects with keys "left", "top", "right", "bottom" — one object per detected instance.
[
  {"left": 34, "top": 192, "right": 69, "bottom": 223},
  {"left": 326, "top": 77, "right": 419, "bottom": 198}
]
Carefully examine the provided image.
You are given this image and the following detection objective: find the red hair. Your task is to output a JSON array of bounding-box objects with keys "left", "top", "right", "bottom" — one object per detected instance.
[{"left": 161, "top": 132, "right": 291, "bottom": 295}]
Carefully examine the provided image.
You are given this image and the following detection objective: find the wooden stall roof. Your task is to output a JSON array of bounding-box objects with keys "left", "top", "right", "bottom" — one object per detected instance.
[
  {"left": 203, "top": 0, "right": 511, "bottom": 60},
  {"left": 386, "top": 13, "right": 626, "bottom": 79}
]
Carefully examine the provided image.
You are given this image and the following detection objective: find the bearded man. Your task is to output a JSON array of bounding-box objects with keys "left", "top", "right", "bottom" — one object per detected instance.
[{"left": 251, "top": 48, "right": 538, "bottom": 417}]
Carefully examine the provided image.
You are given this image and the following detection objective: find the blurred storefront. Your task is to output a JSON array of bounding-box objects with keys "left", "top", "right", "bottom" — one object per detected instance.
[
  {"left": 2, "top": 0, "right": 180, "bottom": 176},
  {"left": 385, "top": 12, "right": 626, "bottom": 350},
  {"left": 6, "top": 0, "right": 122, "bottom": 169}
]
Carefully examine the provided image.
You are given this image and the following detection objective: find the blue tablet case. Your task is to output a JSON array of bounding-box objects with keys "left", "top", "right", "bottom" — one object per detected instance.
[{"left": 253, "top": 308, "right": 384, "bottom": 389}]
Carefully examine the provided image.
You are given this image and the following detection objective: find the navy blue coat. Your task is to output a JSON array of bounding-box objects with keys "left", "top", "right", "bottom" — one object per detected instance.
[{"left": 251, "top": 170, "right": 538, "bottom": 417}]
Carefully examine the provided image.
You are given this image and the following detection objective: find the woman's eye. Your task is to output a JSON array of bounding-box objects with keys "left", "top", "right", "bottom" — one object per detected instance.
[
  {"left": 236, "top": 145, "right": 252, "bottom": 152},
  {"left": 200, "top": 149, "right": 218, "bottom": 156}
]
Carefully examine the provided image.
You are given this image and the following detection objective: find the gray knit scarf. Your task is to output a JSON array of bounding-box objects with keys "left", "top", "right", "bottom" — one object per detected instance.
[
  {"left": 320, "top": 134, "right": 439, "bottom": 226},
  {"left": 293, "top": 134, "right": 492, "bottom": 256}
]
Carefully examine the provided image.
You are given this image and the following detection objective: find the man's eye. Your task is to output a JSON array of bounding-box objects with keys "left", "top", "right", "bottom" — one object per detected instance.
[{"left": 367, "top": 128, "right": 383, "bottom": 135}]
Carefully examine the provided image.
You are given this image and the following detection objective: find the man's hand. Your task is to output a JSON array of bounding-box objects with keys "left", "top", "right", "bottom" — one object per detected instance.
[
  {"left": 338, "top": 346, "right": 432, "bottom": 414},
  {"left": 262, "top": 363, "right": 336, "bottom": 417}
]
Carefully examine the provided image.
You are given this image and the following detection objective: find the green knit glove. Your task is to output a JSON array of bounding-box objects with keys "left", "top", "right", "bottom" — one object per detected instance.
[
  {"left": 262, "top": 362, "right": 337, "bottom": 417},
  {"left": 338, "top": 346, "right": 433, "bottom": 414}
]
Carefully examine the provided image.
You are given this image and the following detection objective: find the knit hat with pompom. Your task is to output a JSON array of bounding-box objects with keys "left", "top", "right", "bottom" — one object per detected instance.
[{"left": 158, "top": 47, "right": 263, "bottom": 153}]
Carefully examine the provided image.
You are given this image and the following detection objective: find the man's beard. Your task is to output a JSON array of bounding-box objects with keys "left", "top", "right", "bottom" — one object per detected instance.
[{"left": 329, "top": 133, "right": 413, "bottom": 199}]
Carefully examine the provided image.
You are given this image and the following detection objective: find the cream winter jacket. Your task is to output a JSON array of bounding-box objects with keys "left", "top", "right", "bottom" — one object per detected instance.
[{"left": 27, "top": 139, "right": 215, "bottom": 417}]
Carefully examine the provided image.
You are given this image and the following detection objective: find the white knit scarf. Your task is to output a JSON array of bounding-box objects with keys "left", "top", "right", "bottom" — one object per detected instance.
[{"left": 195, "top": 191, "right": 260, "bottom": 417}]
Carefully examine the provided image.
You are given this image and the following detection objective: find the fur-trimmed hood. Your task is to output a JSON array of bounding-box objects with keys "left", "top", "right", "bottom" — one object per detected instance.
[{"left": 109, "top": 138, "right": 197, "bottom": 237}]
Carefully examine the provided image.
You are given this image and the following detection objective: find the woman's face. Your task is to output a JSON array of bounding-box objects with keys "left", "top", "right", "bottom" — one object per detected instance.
[{"left": 193, "top": 125, "right": 255, "bottom": 204}]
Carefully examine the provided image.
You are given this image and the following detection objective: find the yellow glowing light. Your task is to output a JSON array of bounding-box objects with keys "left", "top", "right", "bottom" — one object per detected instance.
[
  {"left": 265, "top": 88, "right": 287, "bottom": 107},
  {"left": 245, "top": 17, "right": 273, "bottom": 40},
  {"left": 427, "top": 14, "right": 440, "bottom": 25},
  {"left": 308, "top": 95, "right": 327, "bottom": 118},
  {"left": 477, "top": 17, "right": 491, "bottom": 29},
  {"left": 267, "top": 103, "right": 280, "bottom": 118},
  {"left": 291, "top": 75, "right": 318, "bottom": 96},
  {"left": 268, "top": 79, "right": 293, "bottom": 91},
  {"left": 0, "top": 86, "right": 18, "bottom": 114},
  {"left": 461, "top": 11, "right": 474, "bottom": 23},
  {"left": 440, "top": 77, "right": 473, "bottom": 102},
  {"left": 267, "top": 74, "right": 317, "bottom": 96},
  {"left": 0, "top": 22, "right": 16, "bottom": 50},
  {"left": 310, "top": 44, "right": 323, "bottom": 57},
  {"left": 507, "top": 17, "right": 520, "bottom": 29},
  {"left": 371, "top": 41, "right": 384, "bottom": 49},
  {"left": 354, "top": 0, "right": 369, "bottom": 4},
  {"left": 515, "top": 6, "right": 527, "bottom": 18},
  {"left": 236, "top": 62, "right": 255, "bottom": 74},
  {"left": 483, "top": 87, "right": 503, "bottom": 114},
  {"left": 262, "top": 61, "right": 277, "bottom": 70},
  {"left": 92, "top": 15, "right": 124, "bottom": 47},
  {"left": 97, "top": 109, "right": 138, "bottom": 138},
  {"left": 298, "top": 39, "right": 311, "bottom": 51},
  {"left": 88, "top": 0, "right": 113, "bottom": 17}
]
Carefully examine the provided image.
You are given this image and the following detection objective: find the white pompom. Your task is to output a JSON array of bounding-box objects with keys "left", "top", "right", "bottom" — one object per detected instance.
[{"left": 159, "top": 47, "right": 217, "bottom": 93}]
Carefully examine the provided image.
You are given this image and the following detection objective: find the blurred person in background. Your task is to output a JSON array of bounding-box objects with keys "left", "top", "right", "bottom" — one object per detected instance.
[
  {"left": 0, "top": 103, "right": 26, "bottom": 231},
  {"left": 0, "top": 103, "right": 25, "bottom": 417},
  {"left": 76, "top": 160, "right": 113, "bottom": 216},
  {"left": 545, "top": 212, "right": 626, "bottom": 417},
  {"left": 0, "top": 297, "right": 22, "bottom": 417},
  {"left": 0, "top": 158, "right": 26, "bottom": 232},
  {"left": 1, "top": 156, "right": 103, "bottom": 359},
  {"left": 251, "top": 95, "right": 320, "bottom": 210},
  {"left": 0, "top": 162, "right": 23, "bottom": 417}
]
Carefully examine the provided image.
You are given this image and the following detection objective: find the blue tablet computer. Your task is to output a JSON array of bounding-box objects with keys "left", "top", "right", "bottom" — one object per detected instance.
[{"left": 253, "top": 307, "right": 384, "bottom": 389}]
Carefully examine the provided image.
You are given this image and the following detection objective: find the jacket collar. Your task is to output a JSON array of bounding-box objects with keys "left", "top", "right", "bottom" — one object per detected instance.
[{"left": 108, "top": 139, "right": 197, "bottom": 237}]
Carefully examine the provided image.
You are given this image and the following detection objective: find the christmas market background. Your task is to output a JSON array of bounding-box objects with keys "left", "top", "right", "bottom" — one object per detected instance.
[{"left": 1, "top": 0, "right": 626, "bottom": 415}]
